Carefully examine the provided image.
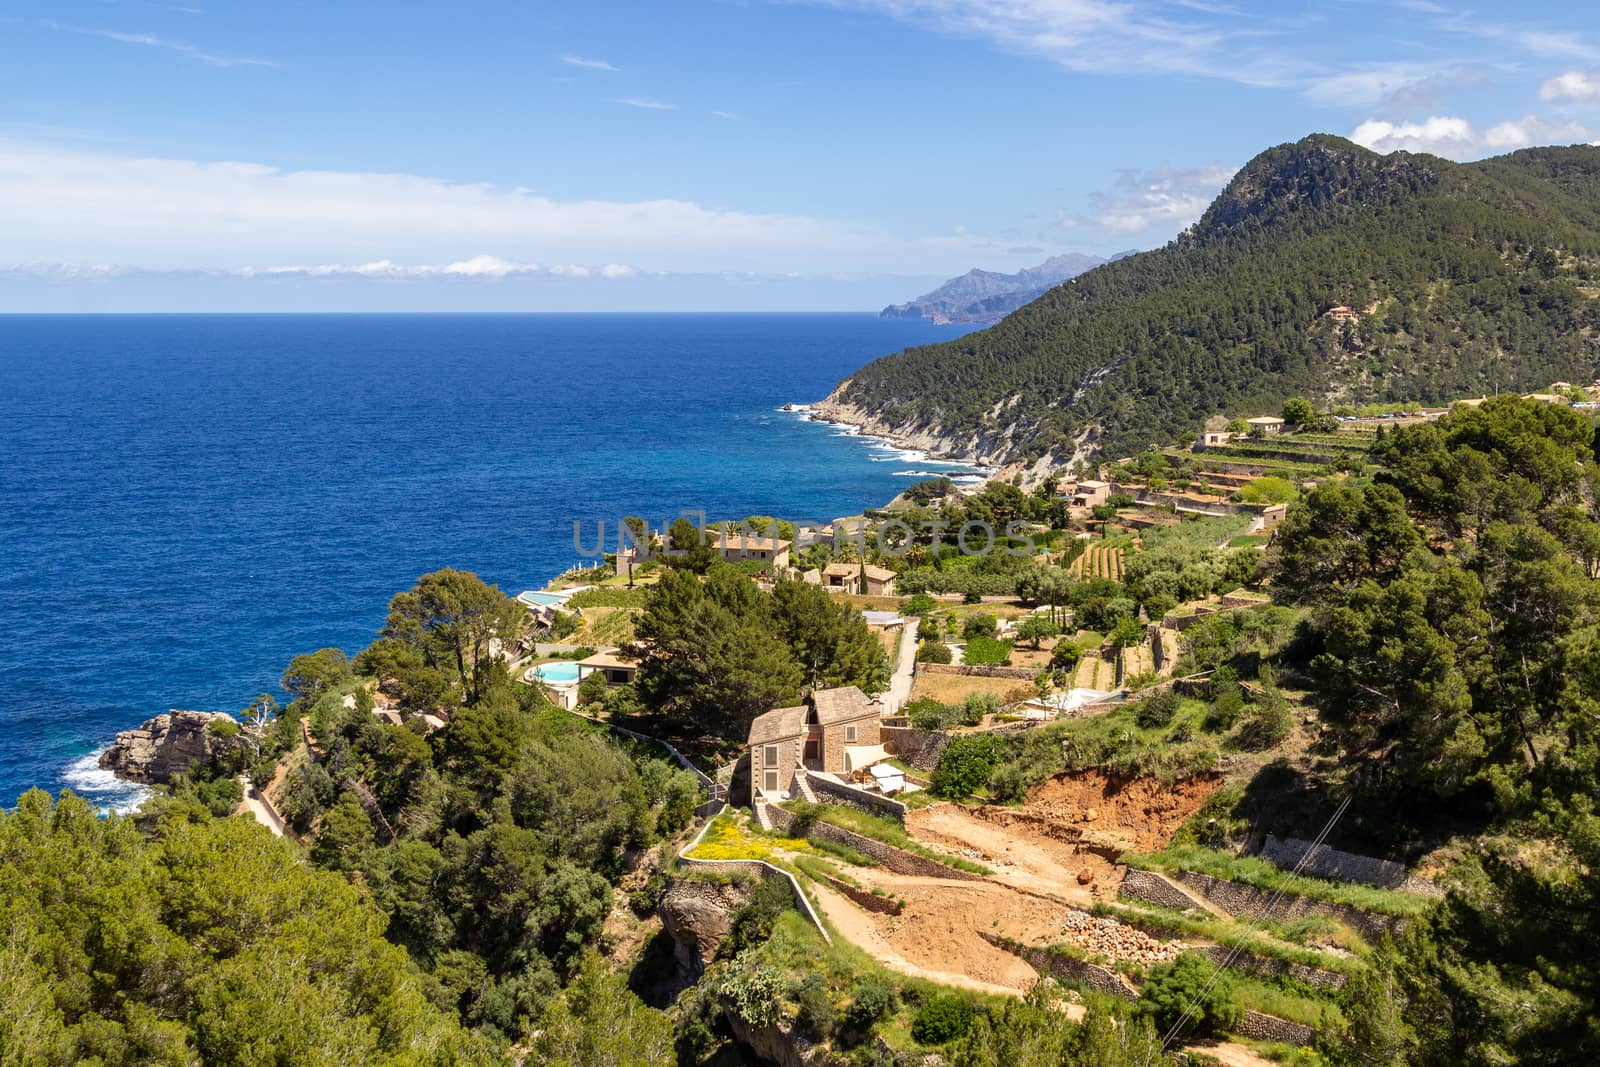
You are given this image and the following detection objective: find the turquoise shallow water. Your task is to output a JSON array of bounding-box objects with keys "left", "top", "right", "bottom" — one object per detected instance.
[{"left": 0, "top": 312, "right": 977, "bottom": 809}]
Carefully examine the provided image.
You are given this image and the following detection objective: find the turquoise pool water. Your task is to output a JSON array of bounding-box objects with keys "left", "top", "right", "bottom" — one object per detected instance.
[
  {"left": 519, "top": 591, "right": 566, "bottom": 607},
  {"left": 536, "top": 662, "right": 581, "bottom": 683}
]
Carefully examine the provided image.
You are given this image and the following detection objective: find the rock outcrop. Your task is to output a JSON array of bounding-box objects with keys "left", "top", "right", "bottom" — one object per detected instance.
[
  {"left": 99, "top": 710, "right": 239, "bottom": 784},
  {"left": 657, "top": 878, "right": 752, "bottom": 982}
]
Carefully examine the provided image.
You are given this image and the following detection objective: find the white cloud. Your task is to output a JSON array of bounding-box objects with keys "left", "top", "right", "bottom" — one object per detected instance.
[
  {"left": 45, "top": 21, "right": 274, "bottom": 68},
  {"left": 0, "top": 142, "right": 919, "bottom": 273},
  {"left": 1070, "top": 163, "right": 1238, "bottom": 236},
  {"left": 562, "top": 55, "right": 620, "bottom": 71},
  {"left": 1351, "top": 114, "right": 1594, "bottom": 159},
  {"left": 617, "top": 96, "right": 676, "bottom": 110},
  {"left": 1541, "top": 69, "right": 1600, "bottom": 101},
  {"left": 1350, "top": 115, "right": 1478, "bottom": 157},
  {"left": 712, "top": 110, "right": 739, "bottom": 119},
  {"left": 1483, "top": 115, "right": 1594, "bottom": 151}
]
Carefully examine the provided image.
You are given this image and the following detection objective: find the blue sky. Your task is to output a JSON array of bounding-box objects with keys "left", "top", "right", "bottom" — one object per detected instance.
[{"left": 3, "top": 0, "right": 1599, "bottom": 310}]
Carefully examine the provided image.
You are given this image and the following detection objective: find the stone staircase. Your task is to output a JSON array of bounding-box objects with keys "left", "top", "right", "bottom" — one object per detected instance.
[
  {"left": 752, "top": 797, "right": 774, "bottom": 831},
  {"left": 793, "top": 769, "right": 820, "bottom": 805}
]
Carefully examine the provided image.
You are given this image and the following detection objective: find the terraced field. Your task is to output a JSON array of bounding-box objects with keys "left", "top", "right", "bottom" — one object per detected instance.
[{"left": 1068, "top": 543, "right": 1124, "bottom": 580}]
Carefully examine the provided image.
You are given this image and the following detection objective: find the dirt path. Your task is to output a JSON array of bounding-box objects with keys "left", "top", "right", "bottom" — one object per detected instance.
[
  {"left": 1184, "top": 1040, "right": 1279, "bottom": 1066},
  {"left": 881, "top": 617, "right": 920, "bottom": 717},
  {"left": 236, "top": 774, "right": 288, "bottom": 837},
  {"left": 806, "top": 876, "right": 1043, "bottom": 1004},
  {"left": 905, "top": 804, "right": 1117, "bottom": 905}
]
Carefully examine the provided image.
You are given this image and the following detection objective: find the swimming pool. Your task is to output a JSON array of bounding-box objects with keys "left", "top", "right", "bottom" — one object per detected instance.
[
  {"left": 518, "top": 590, "right": 567, "bottom": 607},
  {"left": 535, "top": 661, "right": 581, "bottom": 684}
]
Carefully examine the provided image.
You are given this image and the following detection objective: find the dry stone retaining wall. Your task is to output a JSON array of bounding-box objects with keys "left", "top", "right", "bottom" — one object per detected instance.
[
  {"left": 1263, "top": 835, "right": 1443, "bottom": 898},
  {"left": 880, "top": 725, "right": 950, "bottom": 771},
  {"left": 821, "top": 875, "right": 902, "bottom": 915},
  {"left": 919, "top": 663, "right": 1040, "bottom": 679},
  {"left": 1192, "top": 946, "right": 1345, "bottom": 991},
  {"left": 1175, "top": 870, "right": 1406, "bottom": 941},
  {"left": 1119, "top": 868, "right": 1211, "bottom": 912},
  {"left": 977, "top": 932, "right": 1137, "bottom": 1000},
  {"left": 1234, "top": 1009, "right": 1316, "bottom": 1046},
  {"left": 806, "top": 773, "right": 907, "bottom": 822}
]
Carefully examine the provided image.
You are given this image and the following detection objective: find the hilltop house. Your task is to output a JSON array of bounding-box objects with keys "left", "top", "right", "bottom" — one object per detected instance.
[
  {"left": 748, "top": 685, "right": 884, "bottom": 799},
  {"left": 717, "top": 533, "right": 791, "bottom": 570},
  {"left": 815, "top": 561, "right": 897, "bottom": 596},
  {"left": 576, "top": 649, "right": 638, "bottom": 686},
  {"left": 1069, "top": 480, "right": 1111, "bottom": 507}
]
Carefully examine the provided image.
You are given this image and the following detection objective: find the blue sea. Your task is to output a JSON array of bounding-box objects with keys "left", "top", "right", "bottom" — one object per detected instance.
[{"left": 0, "top": 313, "right": 977, "bottom": 809}]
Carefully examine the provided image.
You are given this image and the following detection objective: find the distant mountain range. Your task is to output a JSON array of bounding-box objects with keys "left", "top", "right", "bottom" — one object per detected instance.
[
  {"left": 828, "top": 134, "right": 1600, "bottom": 465},
  {"left": 880, "top": 252, "right": 1132, "bottom": 324}
]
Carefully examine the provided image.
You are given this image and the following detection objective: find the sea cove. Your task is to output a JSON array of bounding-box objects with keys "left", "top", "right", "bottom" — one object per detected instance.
[{"left": 0, "top": 312, "right": 977, "bottom": 808}]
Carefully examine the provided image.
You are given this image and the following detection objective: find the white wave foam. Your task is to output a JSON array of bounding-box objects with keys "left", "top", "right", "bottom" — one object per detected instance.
[{"left": 62, "top": 750, "right": 151, "bottom": 814}]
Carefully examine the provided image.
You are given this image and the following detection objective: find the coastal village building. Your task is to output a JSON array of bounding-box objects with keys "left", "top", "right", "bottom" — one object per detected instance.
[
  {"left": 1069, "top": 480, "right": 1111, "bottom": 507},
  {"left": 815, "top": 561, "right": 897, "bottom": 596},
  {"left": 1197, "top": 430, "right": 1233, "bottom": 449},
  {"left": 748, "top": 685, "right": 884, "bottom": 799},
  {"left": 716, "top": 533, "right": 791, "bottom": 570},
  {"left": 577, "top": 649, "right": 638, "bottom": 686},
  {"left": 1247, "top": 416, "right": 1285, "bottom": 435}
]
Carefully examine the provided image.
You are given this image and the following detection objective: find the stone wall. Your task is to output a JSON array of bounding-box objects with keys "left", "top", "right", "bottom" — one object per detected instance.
[
  {"left": 1234, "top": 1010, "right": 1316, "bottom": 1046},
  {"left": 821, "top": 875, "right": 902, "bottom": 916},
  {"left": 1118, "top": 868, "right": 1215, "bottom": 912},
  {"left": 1193, "top": 945, "right": 1345, "bottom": 991},
  {"left": 806, "top": 773, "right": 907, "bottom": 822},
  {"left": 768, "top": 805, "right": 986, "bottom": 882},
  {"left": 977, "top": 932, "right": 1137, "bottom": 1000},
  {"left": 1262, "top": 835, "right": 1443, "bottom": 898},
  {"left": 1175, "top": 870, "right": 1406, "bottom": 942},
  {"left": 676, "top": 805, "right": 831, "bottom": 943},
  {"left": 919, "top": 663, "right": 1040, "bottom": 680},
  {"left": 880, "top": 725, "right": 950, "bottom": 772}
]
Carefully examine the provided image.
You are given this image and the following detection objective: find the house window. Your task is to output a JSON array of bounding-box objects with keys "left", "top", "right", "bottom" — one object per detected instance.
[
  {"left": 764, "top": 770, "right": 778, "bottom": 792},
  {"left": 845, "top": 725, "right": 857, "bottom": 743},
  {"left": 764, "top": 745, "right": 779, "bottom": 767},
  {"left": 804, "top": 739, "right": 819, "bottom": 761}
]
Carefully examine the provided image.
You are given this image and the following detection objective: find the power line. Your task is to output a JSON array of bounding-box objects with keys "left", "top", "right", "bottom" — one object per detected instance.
[{"left": 1150, "top": 791, "right": 1355, "bottom": 1059}]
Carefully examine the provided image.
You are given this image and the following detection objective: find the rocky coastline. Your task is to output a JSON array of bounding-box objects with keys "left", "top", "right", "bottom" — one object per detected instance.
[{"left": 98, "top": 709, "right": 241, "bottom": 785}]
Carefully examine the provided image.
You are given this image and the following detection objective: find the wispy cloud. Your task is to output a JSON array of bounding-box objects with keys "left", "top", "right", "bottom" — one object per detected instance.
[
  {"left": 1305, "top": 62, "right": 1483, "bottom": 111},
  {"left": 561, "top": 54, "right": 620, "bottom": 71},
  {"left": 617, "top": 96, "right": 676, "bottom": 110},
  {"left": 1060, "top": 163, "right": 1238, "bottom": 237},
  {"left": 712, "top": 110, "right": 739, "bottom": 119},
  {"left": 1350, "top": 113, "right": 1594, "bottom": 159},
  {"left": 793, "top": 0, "right": 1296, "bottom": 88},
  {"left": 45, "top": 21, "right": 274, "bottom": 68}
]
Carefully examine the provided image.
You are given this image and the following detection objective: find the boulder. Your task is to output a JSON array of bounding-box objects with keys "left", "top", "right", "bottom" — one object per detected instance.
[
  {"left": 99, "top": 710, "right": 240, "bottom": 784},
  {"left": 657, "top": 878, "right": 751, "bottom": 981}
]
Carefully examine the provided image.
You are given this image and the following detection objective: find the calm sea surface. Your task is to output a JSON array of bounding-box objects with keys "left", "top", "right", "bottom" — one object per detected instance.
[{"left": 0, "top": 313, "right": 976, "bottom": 809}]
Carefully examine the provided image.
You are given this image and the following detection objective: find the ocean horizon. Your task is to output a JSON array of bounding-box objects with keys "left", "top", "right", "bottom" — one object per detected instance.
[{"left": 0, "top": 312, "right": 978, "bottom": 810}]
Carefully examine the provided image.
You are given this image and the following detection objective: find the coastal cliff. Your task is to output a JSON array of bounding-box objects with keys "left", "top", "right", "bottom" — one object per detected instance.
[{"left": 99, "top": 709, "right": 240, "bottom": 784}]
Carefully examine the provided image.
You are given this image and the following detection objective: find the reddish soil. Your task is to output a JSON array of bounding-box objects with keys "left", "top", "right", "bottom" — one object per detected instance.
[
  {"left": 1014, "top": 769, "right": 1224, "bottom": 852},
  {"left": 906, "top": 804, "right": 1119, "bottom": 905}
]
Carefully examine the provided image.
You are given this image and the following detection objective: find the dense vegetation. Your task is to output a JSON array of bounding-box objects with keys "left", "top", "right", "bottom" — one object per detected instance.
[
  {"left": 830, "top": 136, "right": 1600, "bottom": 459},
  {"left": 0, "top": 791, "right": 497, "bottom": 1065},
  {"left": 1266, "top": 397, "right": 1600, "bottom": 1065}
]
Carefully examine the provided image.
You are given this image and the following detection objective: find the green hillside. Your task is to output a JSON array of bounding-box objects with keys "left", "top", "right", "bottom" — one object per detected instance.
[{"left": 827, "top": 135, "right": 1600, "bottom": 460}]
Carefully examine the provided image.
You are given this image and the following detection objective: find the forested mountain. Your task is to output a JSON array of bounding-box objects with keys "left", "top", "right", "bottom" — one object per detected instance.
[
  {"left": 880, "top": 252, "right": 1115, "bottom": 324},
  {"left": 831, "top": 136, "right": 1600, "bottom": 462}
]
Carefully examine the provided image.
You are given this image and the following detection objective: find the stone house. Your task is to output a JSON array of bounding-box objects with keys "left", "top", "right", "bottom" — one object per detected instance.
[
  {"left": 716, "top": 533, "right": 791, "bottom": 570},
  {"left": 747, "top": 685, "right": 884, "bottom": 799},
  {"left": 1069, "top": 480, "right": 1111, "bottom": 507},
  {"left": 817, "top": 561, "right": 897, "bottom": 596},
  {"left": 1246, "top": 416, "right": 1285, "bottom": 435}
]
